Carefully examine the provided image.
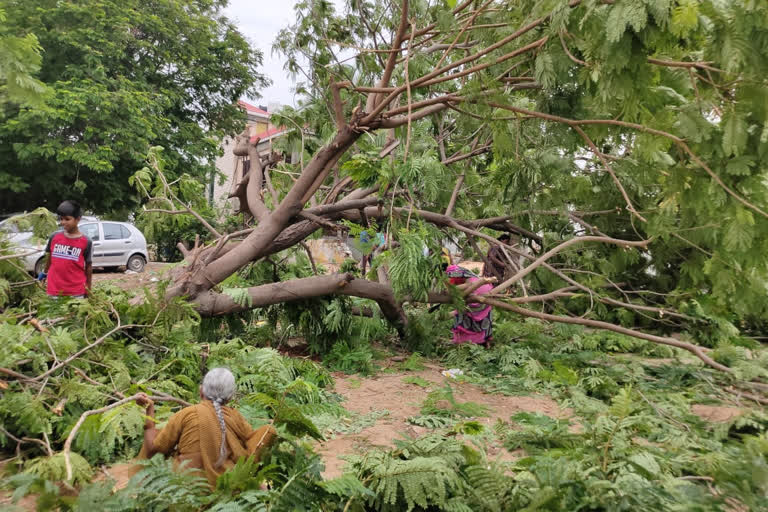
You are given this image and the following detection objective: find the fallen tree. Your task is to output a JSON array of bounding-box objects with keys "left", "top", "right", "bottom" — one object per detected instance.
[{"left": 133, "top": 0, "right": 768, "bottom": 377}]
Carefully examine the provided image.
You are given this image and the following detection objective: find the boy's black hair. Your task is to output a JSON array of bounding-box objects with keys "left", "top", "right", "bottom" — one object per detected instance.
[
  {"left": 56, "top": 200, "right": 82, "bottom": 218},
  {"left": 497, "top": 233, "right": 511, "bottom": 242}
]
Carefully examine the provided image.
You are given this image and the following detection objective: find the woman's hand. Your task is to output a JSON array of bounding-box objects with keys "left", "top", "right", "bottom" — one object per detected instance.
[
  {"left": 137, "top": 393, "right": 157, "bottom": 431},
  {"left": 136, "top": 392, "right": 154, "bottom": 408}
]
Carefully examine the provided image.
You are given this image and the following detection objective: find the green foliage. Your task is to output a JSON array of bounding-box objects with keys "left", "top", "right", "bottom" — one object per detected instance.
[
  {"left": 275, "top": 0, "right": 768, "bottom": 338},
  {"left": 130, "top": 146, "right": 228, "bottom": 261},
  {"left": 400, "top": 352, "right": 427, "bottom": 371},
  {"left": 0, "top": 8, "right": 47, "bottom": 107},
  {"left": 1, "top": 208, "right": 57, "bottom": 240},
  {"left": 422, "top": 384, "right": 490, "bottom": 418},
  {"left": 402, "top": 375, "right": 432, "bottom": 388},
  {"left": 0, "top": 391, "right": 52, "bottom": 438},
  {"left": 0, "top": 208, "right": 58, "bottom": 306},
  {"left": 352, "top": 435, "right": 466, "bottom": 512},
  {"left": 503, "top": 412, "right": 576, "bottom": 451},
  {"left": 0, "top": 289, "right": 765, "bottom": 511},
  {"left": 0, "top": 0, "right": 268, "bottom": 214},
  {"left": 215, "top": 456, "right": 277, "bottom": 495},
  {"left": 323, "top": 340, "right": 377, "bottom": 375},
  {"left": 314, "top": 409, "right": 390, "bottom": 437},
  {"left": 5, "top": 2, "right": 768, "bottom": 510},
  {"left": 407, "top": 414, "right": 455, "bottom": 429},
  {"left": 387, "top": 226, "right": 444, "bottom": 302},
  {"left": 3, "top": 473, "right": 62, "bottom": 511},
  {"left": 222, "top": 288, "right": 253, "bottom": 309},
  {"left": 73, "top": 403, "right": 144, "bottom": 464},
  {"left": 345, "top": 434, "right": 520, "bottom": 511},
  {"left": 25, "top": 453, "right": 93, "bottom": 486},
  {"left": 319, "top": 473, "right": 375, "bottom": 500},
  {"left": 124, "top": 455, "right": 211, "bottom": 511}
]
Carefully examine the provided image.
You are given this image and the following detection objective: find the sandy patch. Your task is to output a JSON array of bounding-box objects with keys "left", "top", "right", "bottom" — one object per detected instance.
[
  {"left": 691, "top": 404, "right": 744, "bottom": 423},
  {"left": 316, "top": 364, "right": 565, "bottom": 477},
  {"left": 92, "top": 262, "right": 172, "bottom": 291}
]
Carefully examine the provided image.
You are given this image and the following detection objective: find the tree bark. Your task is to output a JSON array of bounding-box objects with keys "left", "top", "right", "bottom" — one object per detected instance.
[
  {"left": 166, "top": 125, "right": 362, "bottom": 300},
  {"left": 193, "top": 274, "right": 407, "bottom": 335}
]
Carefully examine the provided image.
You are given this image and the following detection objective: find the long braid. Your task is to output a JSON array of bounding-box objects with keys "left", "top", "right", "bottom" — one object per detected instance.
[
  {"left": 202, "top": 368, "right": 236, "bottom": 468},
  {"left": 211, "top": 398, "right": 228, "bottom": 468}
]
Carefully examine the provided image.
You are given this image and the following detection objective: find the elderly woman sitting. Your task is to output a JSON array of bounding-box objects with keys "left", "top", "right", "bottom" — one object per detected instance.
[{"left": 136, "top": 368, "right": 276, "bottom": 487}]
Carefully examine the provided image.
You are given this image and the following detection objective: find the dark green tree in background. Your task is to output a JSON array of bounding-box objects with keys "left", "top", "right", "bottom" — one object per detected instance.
[{"left": 0, "top": 0, "right": 267, "bottom": 215}]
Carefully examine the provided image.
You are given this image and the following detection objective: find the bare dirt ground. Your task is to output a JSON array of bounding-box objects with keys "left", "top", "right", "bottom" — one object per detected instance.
[
  {"left": 316, "top": 360, "right": 567, "bottom": 478},
  {"left": 91, "top": 262, "right": 172, "bottom": 291},
  {"left": 690, "top": 404, "right": 745, "bottom": 423}
]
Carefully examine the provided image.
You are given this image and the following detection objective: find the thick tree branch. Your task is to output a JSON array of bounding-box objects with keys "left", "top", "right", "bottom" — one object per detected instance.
[
  {"left": 330, "top": 81, "right": 347, "bottom": 129},
  {"left": 475, "top": 296, "right": 732, "bottom": 374},
  {"left": 193, "top": 275, "right": 406, "bottom": 334},
  {"left": 171, "top": 124, "right": 362, "bottom": 298},
  {"left": 246, "top": 136, "right": 271, "bottom": 222},
  {"left": 378, "top": 102, "right": 455, "bottom": 128}
]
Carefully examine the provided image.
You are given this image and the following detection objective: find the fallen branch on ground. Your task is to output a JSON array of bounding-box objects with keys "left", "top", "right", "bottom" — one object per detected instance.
[
  {"left": 473, "top": 295, "right": 732, "bottom": 374},
  {"left": 62, "top": 393, "right": 187, "bottom": 482}
]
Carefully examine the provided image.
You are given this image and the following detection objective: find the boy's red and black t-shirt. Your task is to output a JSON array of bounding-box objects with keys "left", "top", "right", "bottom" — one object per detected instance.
[{"left": 45, "top": 232, "right": 92, "bottom": 296}]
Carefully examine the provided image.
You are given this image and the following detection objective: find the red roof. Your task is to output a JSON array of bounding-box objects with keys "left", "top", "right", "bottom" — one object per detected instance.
[
  {"left": 238, "top": 100, "right": 270, "bottom": 116},
  {"left": 249, "top": 126, "right": 288, "bottom": 143}
]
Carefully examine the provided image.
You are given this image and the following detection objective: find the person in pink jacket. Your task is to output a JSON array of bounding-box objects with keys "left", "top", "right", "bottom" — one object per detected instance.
[{"left": 445, "top": 264, "right": 493, "bottom": 347}]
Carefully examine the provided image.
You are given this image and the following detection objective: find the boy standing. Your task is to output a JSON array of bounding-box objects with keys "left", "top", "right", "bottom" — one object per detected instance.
[{"left": 39, "top": 200, "right": 93, "bottom": 298}]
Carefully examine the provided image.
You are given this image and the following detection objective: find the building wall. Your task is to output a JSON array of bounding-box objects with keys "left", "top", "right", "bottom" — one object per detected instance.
[
  {"left": 251, "top": 120, "right": 270, "bottom": 134},
  {"left": 213, "top": 137, "right": 239, "bottom": 209},
  {"left": 211, "top": 112, "right": 277, "bottom": 210}
]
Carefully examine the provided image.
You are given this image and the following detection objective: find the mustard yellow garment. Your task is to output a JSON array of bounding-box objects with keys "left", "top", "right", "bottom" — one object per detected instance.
[{"left": 139, "top": 400, "right": 276, "bottom": 487}]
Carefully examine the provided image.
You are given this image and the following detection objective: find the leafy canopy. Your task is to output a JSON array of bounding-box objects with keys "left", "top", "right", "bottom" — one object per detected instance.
[
  {"left": 272, "top": 0, "right": 768, "bottom": 337},
  {"left": 0, "top": 0, "right": 267, "bottom": 215}
]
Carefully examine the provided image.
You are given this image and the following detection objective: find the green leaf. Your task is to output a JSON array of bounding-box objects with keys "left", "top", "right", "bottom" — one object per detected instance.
[
  {"left": 606, "top": 2, "right": 648, "bottom": 43},
  {"left": 534, "top": 52, "right": 555, "bottom": 89},
  {"left": 725, "top": 156, "right": 755, "bottom": 176},
  {"left": 723, "top": 111, "right": 748, "bottom": 157},
  {"left": 628, "top": 452, "right": 661, "bottom": 478},
  {"left": 723, "top": 220, "right": 753, "bottom": 251},
  {"left": 670, "top": 0, "right": 698, "bottom": 37}
]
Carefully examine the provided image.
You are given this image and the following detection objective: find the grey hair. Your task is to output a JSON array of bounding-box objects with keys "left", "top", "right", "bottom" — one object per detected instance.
[{"left": 202, "top": 368, "right": 236, "bottom": 468}]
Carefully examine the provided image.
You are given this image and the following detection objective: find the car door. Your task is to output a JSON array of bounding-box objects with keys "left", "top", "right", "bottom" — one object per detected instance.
[
  {"left": 79, "top": 222, "right": 103, "bottom": 266},
  {"left": 99, "top": 222, "right": 130, "bottom": 267}
]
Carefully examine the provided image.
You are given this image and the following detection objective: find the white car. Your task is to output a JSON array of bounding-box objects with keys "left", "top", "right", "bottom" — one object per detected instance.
[{"left": 2, "top": 220, "right": 149, "bottom": 274}]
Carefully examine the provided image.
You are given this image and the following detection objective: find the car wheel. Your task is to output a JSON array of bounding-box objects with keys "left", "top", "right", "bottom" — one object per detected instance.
[
  {"left": 34, "top": 257, "right": 45, "bottom": 276},
  {"left": 126, "top": 254, "right": 146, "bottom": 273}
]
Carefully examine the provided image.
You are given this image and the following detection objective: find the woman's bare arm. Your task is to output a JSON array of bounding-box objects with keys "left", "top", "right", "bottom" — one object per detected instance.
[{"left": 137, "top": 393, "right": 159, "bottom": 456}]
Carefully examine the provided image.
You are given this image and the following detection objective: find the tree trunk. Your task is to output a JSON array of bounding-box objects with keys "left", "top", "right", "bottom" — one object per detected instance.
[
  {"left": 193, "top": 273, "right": 407, "bottom": 335},
  {"left": 166, "top": 126, "right": 363, "bottom": 301}
]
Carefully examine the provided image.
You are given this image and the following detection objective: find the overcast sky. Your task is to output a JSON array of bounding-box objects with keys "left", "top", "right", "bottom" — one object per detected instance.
[{"left": 222, "top": 0, "right": 344, "bottom": 109}]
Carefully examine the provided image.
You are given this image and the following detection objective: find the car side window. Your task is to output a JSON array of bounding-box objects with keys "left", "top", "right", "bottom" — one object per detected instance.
[
  {"left": 81, "top": 223, "right": 99, "bottom": 241},
  {"left": 120, "top": 225, "right": 131, "bottom": 239},
  {"left": 103, "top": 223, "right": 125, "bottom": 240}
]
